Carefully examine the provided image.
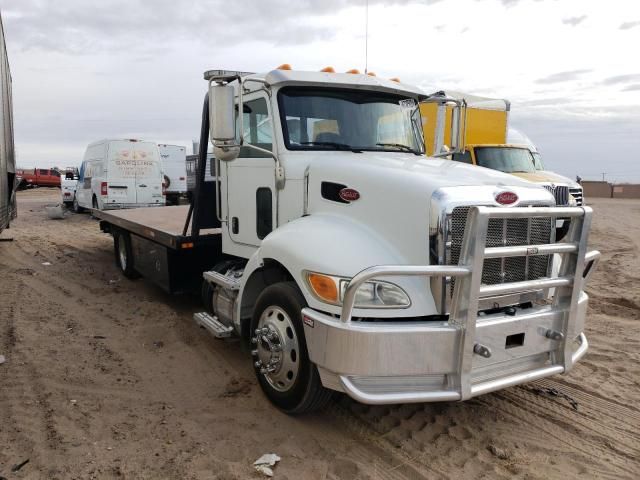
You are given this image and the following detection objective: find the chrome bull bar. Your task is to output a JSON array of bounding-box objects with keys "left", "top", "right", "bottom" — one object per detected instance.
[{"left": 333, "top": 206, "right": 600, "bottom": 402}]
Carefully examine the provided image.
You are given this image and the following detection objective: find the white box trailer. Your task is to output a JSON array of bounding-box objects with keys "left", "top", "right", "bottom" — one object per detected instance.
[
  {"left": 159, "top": 144, "right": 187, "bottom": 205},
  {"left": 0, "top": 12, "right": 16, "bottom": 233},
  {"left": 96, "top": 66, "right": 601, "bottom": 414}
]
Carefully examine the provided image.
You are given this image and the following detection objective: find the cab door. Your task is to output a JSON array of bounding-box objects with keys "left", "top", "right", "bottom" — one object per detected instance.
[{"left": 224, "top": 95, "right": 276, "bottom": 247}]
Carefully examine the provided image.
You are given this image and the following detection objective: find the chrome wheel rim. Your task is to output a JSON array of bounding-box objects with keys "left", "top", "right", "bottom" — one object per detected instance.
[
  {"left": 252, "top": 306, "right": 300, "bottom": 392},
  {"left": 118, "top": 238, "right": 127, "bottom": 271}
]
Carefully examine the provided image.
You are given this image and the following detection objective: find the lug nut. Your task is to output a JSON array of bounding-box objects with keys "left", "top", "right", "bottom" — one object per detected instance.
[
  {"left": 251, "top": 349, "right": 258, "bottom": 356},
  {"left": 254, "top": 360, "right": 262, "bottom": 368},
  {"left": 251, "top": 337, "right": 257, "bottom": 344}
]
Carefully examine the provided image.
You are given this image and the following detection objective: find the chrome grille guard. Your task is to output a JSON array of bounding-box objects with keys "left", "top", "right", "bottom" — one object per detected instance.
[{"left": 337, "top": 205, "right": 600, "bottom": 401}]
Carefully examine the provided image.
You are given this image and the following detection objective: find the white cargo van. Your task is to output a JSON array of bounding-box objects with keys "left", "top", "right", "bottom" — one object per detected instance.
[
  {"left": 74, "top": 139, "right": 165, "bottom": 212},
  {"left": 158, "top": 144, "right": 187, "bottom": 205}
]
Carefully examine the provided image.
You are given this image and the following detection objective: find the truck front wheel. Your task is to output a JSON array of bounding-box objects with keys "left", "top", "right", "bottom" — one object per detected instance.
[{"left": 250, "top": 282, "right": 333, "bottom": 414}]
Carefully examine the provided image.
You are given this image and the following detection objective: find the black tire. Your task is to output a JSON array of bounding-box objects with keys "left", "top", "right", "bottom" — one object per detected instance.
[
  {"left": 113, "top": 231, "right": 139, "bottom": 279},
  {"left": 201, "top": 280, "right": 215, "bottom": 314},
  {"left": 72, "top": 197, "right": 84, "bottom": 213},
  {"left": 250, "top": 282, "right": 333, "bottom": 414}
]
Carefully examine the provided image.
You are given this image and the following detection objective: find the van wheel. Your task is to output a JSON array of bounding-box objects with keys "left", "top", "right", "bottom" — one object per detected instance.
[
  {"left": 250, "top": 282, "right": 333, "bottom": 414},
  {"left": 73, "top": 197, "right": 84, "bottom": 213},
  {"left": 114, "top": 231, "right": 139, "bottom": 279}
]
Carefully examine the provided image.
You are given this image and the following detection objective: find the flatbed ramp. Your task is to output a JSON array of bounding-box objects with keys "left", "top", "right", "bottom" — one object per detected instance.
[{"left": 96, "top": 205, "right": 223, "bottom": 294}]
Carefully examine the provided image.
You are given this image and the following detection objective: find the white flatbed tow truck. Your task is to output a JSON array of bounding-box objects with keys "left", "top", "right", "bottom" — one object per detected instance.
[{"left": 96, "top": 66, "right": 600, "bottom": 413}]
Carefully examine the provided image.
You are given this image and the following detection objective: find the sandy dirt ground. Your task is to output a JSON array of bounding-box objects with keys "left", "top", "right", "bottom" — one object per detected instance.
[{"left": 1, "top": 188, "right": 639, "bottom": 480}]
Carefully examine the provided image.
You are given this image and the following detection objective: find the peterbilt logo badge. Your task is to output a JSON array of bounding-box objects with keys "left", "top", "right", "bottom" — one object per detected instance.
[
  {"left": 495, "top": 191, "right": 518, "bottom": 205},
  {"left": 339, "top": 188, "right": 360, "bottom": 202}
]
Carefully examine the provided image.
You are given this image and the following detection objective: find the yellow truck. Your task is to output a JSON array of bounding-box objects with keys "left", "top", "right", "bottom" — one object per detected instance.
[{"left": 420, "top": 92, "right": 583, "bottom": 207}]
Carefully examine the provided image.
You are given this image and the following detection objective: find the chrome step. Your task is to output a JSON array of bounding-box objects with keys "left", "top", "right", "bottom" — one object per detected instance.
[
  {"left": 193, "top": 312, "right": 234, "bottom": 338},
  {"left": 203, "top": 270, "right": 241, "bottom": 291}
]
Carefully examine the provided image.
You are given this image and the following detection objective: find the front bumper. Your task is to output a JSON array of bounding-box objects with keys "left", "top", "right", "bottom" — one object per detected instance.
[{"left": 302, "top": 292, "right": 589, "bottom": 405}]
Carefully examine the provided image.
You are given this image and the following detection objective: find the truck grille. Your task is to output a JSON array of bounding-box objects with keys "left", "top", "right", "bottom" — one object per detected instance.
[
  {"left": 448, "top": 206, "right": 552, "bottom": 295},
  {"left": 543, "top": 185, "right": 570, "bottom": 206},
  {"left": 569, "top": 187, "right": 583, "bottom": 206}
]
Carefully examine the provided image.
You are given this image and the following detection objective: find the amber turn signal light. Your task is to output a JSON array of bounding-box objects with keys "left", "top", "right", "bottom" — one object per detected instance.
[{"left": 307, "top": 273, "right": 339, "bottom": 303}]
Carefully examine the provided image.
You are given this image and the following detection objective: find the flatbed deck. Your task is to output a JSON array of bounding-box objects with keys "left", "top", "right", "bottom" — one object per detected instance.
[
  {"left": 95, "top": 205, "right": 221, "bottom": 249},
  {"left": 96, "top": 205, "right": 224, "bottom": 294}
]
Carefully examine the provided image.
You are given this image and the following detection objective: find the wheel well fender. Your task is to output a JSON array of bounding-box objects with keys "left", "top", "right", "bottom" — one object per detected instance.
[
  {"left": 238, "top": 214, "right": 438, "bottom": 320},
  {"left": 237, "top": 256, "right": 295, "bottom": 345}
]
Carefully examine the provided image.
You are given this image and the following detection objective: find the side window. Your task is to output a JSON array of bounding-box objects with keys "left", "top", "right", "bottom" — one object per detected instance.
[
  {"left": 452, "top": 151, "right": 473, "bottom": 164},
  {"left": 52, "top": 170, "right": 60, "bottom": 177},
  {"left": 39, "top": 169, "right": 49, "bottom": 175},
  {"left": 240, "top": 97, "right": 272, "bottom": 158}
]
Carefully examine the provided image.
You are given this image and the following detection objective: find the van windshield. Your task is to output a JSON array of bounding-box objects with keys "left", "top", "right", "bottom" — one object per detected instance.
[
  {"left": 278, "top": 87, "right": 424, "bottom": 154},
  {"left": 475, "top": 147, "right": 536, "bottom": 173}
]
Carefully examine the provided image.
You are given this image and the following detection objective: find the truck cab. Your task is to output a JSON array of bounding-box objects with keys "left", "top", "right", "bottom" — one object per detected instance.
[{"left": 191, "top": 67, "right": 600, "bottom": 413}]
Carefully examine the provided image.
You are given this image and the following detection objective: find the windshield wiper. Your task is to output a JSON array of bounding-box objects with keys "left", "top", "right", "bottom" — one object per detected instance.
[
  {"left": 376, "top": 142, "right": 422, "bottom": 156},
  {"left": 301, "top": 141, "right": 362, "bottom": 153}
]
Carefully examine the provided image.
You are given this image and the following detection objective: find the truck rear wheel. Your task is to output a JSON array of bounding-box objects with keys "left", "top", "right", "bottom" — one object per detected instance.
[
  {"left": 250, "top": 282, "right": 333, "bottom": 414},
  {"left": 114, "top": 231, "right": 139, "bottom": 279}
]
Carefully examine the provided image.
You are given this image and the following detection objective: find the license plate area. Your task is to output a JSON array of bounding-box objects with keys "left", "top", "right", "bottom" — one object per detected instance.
[
  {"left": 505, "top": 332, "right": 525, "bottom": 349},
  {"left": 472, "top": 309, "right": 563, "bottom": 368}
]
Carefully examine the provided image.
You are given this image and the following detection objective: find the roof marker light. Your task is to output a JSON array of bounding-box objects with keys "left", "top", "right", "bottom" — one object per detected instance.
[
  {"left": 367, "top": 72, "right": 376, "bottom": 76},
  {"left": 346, "top": 69, "right": 360, "bottom": 74},
  {"left": 276, "top": 63, "right": 292, "bottom": 70},
  {"left": 389, "top": 77, "right": 401, "bottom": 83},
  {"left": 320, "top": 66, "right": 335, "bottom": 73}
]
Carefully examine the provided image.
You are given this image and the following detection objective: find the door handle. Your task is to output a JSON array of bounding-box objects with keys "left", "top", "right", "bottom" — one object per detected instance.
[{"left": 139, "top": 184, "right": 147, "bottom": 187}]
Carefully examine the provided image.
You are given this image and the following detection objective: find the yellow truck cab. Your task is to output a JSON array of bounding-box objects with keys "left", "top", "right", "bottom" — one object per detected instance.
[
  {"left": 452, "top": 143, "right": 583, "bottom": 207},
  {"left": 420, "top": 92, "right": 583, "bottom": 207}
]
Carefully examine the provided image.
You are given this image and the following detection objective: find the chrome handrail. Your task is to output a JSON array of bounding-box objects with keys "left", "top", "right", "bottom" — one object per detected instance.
[{"left": 341, "top": 265, "right": 471, "bottom": 323}]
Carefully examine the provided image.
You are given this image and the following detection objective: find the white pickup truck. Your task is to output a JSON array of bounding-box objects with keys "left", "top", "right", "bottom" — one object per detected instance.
[
  {"left": 96, "top": 66, "right": 600, "bottom": 414},
  {"left": 61, "top": 168, "right": 79, "bottom": 207}
]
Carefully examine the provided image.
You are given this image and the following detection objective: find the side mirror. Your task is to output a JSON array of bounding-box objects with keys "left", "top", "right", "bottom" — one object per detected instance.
[{"left": 209, "top": 84, "right": 236, "bottom": 142}]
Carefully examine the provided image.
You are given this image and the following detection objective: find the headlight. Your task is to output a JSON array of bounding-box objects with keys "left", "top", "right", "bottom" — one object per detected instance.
[{"left": 305, "top": 272, "right": 410, "bottom": 308}]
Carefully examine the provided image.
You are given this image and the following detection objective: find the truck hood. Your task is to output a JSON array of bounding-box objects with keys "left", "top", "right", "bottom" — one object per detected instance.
[
  {"left": 304, "top": 150, "right": 552, "bottom": 264},
  {"left": 510, "top": 170, "right": 580, "bottom": 187},
  {"left": 304, "top": 151, "right": 544, "bottom": 190}
]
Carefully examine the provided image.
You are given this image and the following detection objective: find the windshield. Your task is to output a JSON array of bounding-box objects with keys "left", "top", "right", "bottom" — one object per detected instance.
[
  {"left": 475, "top": 147, "right": 536, "bottom": 173},
  {"left": 278, "top": 87, "right": 424, "bottom": 154},
  {"left": 531, "top": 152, "right": 545, "bottom": 170}
]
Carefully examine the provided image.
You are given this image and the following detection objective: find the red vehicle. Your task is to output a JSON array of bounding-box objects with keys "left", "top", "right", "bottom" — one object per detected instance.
[{"left": 16, "top": 168, "right": 61, "bottom": 189}]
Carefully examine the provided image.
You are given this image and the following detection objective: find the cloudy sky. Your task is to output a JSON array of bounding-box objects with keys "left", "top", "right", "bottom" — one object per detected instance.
[{"left": 2, "top": 0, "right": 639, "bottom": 182}]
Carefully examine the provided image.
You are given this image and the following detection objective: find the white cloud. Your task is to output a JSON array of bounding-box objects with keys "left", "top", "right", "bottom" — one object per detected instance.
[{"left": 2, "top": 0, "right": 640, "bottom": 180}]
